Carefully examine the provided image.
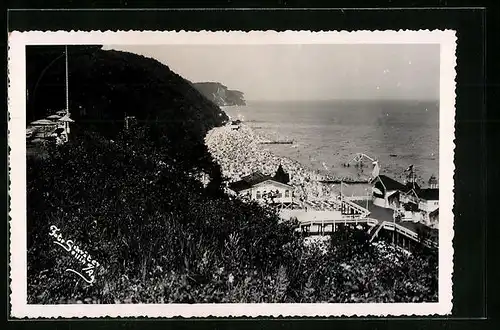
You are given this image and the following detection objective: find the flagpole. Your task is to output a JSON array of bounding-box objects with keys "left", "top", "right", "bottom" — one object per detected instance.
[
  {"left": 366, "top": 188, "right": 369, "bottom": 211},
  {"left": 393, "top": 205, "right": 396, "bottom": 246},
  {"left": 340, "top": 179, "right": 343, "bottom": 201},
  {"left": 65, "top": 45, "right": 69, "bottom": 116}
]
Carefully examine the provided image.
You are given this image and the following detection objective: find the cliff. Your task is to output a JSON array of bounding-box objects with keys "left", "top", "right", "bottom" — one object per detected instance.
[{"left": 192, "top": 82, "right": 246, "bottom": 106}]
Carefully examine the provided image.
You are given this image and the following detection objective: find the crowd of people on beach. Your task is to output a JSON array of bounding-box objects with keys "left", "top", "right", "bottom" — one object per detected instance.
[{"left": 205, "top": 123, "right": 347, "bottom": 202}]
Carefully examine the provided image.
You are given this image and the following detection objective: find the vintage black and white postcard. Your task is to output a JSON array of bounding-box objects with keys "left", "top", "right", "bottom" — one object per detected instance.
[{"left": 8, "top": 30, "right": 456, "bottom": 318}]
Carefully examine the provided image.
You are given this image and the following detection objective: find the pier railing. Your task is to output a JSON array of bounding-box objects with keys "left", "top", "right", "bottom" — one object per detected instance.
[
  {"left": 294, "top": 215, "right": 437, "bottom": 250},
  {"left": 297, "top": 217, "right": 379, "bottom": 227},
  {"left": 304, "top": 197, "right": 370, "bottom": 218},
  {"left": 369, "top": 221, "right": 438, "bottom": 249},
  {"left": 344, "top": 195, "right": 372, "bottom": 202}
]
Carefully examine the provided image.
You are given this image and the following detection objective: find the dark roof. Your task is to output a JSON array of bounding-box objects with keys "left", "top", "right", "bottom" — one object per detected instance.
[
  {"left": 429, "top": 208, "right": 439, "bottom": 217},
  {"left": 229, "top": 172, "right": 272, "bottom": 192},
  {"left": 228, "top": 180, "right": 252, "bottom": 192},
  {"left": 273, "top": 164, "right": 290, "bottom": 184},
  {"left": 377, "top": 175, "right": 406, "bottom": 191},
  {"left": 418, "top": 188, "right": 439, "bottom": 201},
  {"left": 387, "top": 190, "right": 400, "bottom": 199},
  {"left": 241, "top": 172, "right": 271, "bottom": 184},
  {"left": 229, "top": 171, "right": 291, "bottom": 193}
]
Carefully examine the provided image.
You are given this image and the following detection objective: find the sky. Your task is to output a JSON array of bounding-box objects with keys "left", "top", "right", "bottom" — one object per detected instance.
[{"left": 105, "top": 44, "right": 440, "bottom": 101}]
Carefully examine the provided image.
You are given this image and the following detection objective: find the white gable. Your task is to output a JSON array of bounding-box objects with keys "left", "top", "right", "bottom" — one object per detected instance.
[{"left": 253, "top": 179, "right": 292, "bottom": 190}]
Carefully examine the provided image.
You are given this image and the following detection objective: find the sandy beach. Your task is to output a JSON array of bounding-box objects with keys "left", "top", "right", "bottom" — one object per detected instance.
[{"left": 205, "top": 122, "right": 370, "bottom": 202}]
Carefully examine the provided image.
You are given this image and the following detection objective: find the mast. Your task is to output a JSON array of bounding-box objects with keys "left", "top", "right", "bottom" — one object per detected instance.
[
  {"left": 411, "top": 166, "right": 415, "bottom": 188},
  {"left": 65, "top": 45, "right": 69, "bottom": 116},
  {"left": 405, "top": 165, "right": 416, "bottom": 188}
]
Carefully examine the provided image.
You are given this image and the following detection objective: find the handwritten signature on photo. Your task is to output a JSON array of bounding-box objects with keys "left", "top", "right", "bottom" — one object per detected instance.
[{"left": 49, "top": 225, "right": 101, "bottom": 284}]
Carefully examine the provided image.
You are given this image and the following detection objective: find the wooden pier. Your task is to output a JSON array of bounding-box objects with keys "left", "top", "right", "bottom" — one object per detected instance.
[
  {"left": 259, "top": 140, "right": 294, "bottom": 145},
  {"left": 296, "top": 216, "right": 437, "bottom": 251}
]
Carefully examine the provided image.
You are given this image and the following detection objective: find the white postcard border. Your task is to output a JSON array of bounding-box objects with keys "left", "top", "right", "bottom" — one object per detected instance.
[{"left": 8, "top": 30, "right": 456, "bottom": 318}]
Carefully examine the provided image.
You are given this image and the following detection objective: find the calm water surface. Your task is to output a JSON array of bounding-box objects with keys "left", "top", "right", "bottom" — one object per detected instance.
[{"left": 223, "top": 100, "right": 439, "bottom": 184}]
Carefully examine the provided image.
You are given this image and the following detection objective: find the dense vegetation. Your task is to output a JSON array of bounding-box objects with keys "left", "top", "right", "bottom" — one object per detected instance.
[
  {"left": 26, "top": 46, "right": 437, "bottom": 304},
  {"left": 27, "top": 127, "right": 438, "bottom": 304}
]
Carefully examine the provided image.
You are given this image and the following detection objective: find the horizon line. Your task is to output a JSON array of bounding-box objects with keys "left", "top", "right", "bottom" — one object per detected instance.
[{"left": 243, "top": 98, "right": 440, "bottom": 102}]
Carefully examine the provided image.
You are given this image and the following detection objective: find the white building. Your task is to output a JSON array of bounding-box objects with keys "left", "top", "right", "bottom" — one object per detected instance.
[
  {"left": 417, "top": 188, "right": 439, "bottom": 213},
  {"left": 371, "top": 175, "right": 407, "bottom": 209},
  {"left": 228, "top": 167, "right": 293, "bottom": 205},
  {"left": 397, "top": 187, "right": 439, "bottom": 226},
  {"left": 250, "top": 180, "right": 293, "bottom": 204}
]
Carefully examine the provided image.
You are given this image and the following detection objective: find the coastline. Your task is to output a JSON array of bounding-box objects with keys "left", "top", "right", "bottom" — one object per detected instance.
[
  {"left": 222, "top": 100, "right": 439, "bottom": 185},
  {"left": 205, "top": 122, "right": 369, "bottom": 201}
]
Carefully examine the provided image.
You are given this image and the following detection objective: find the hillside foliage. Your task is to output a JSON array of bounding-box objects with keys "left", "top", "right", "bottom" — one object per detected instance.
[{"left": 28, "top": 126, "right": 437, "bottom": 304}]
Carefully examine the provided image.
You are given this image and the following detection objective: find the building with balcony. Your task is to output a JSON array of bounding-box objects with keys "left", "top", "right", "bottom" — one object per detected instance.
[
  {"left": 371, "top": 174, "right": 407, "bottom": 209},
  {"left": 417, "top": 188, "right": 439, "bottom": 213}
]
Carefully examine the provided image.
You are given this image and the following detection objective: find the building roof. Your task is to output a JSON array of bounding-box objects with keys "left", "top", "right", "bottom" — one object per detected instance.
[
  {"left": 228, "top": 180, "right": 253, "bottom": 193},
  {"left": 58, "top": 114, "right": 75, "bottom": 122},
  {"left": 229, "top": 172, "right": 273, "bottom": 192},
  {"left": 403, "top": 201, "right": 419, "bottom": 211},
  {"left": 273, "top": 164, "right": 290, "bottom": 184},
  {"left": 418, "top": 188, "right": 439, "bottom": 201},
  {"left": 241, "top": 172, "right": 271, "bottom": 184},
  {"left": 30, "top": 119, "right": 56, "bottom": 126},
  {"left": 376, "top": 175, "right": 406, "bottom": 191},
  {"left": 429, "top": 208, "right": 439, "bottom": 217},
  {"left": 229, "top": 170, "right": 292, "bottom": 193},
  {"left": 387, "top": 190, "right": 400, "bottom": 199}
]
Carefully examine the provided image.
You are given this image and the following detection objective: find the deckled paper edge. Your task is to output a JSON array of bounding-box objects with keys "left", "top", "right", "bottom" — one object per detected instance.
[{"left": 8, "top": 30, "right": 456, "bottom": 318}]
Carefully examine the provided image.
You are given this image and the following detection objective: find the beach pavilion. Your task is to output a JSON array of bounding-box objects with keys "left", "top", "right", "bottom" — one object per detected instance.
[{"left": 228, "top": 166, "right": 294, "bottom": 205}]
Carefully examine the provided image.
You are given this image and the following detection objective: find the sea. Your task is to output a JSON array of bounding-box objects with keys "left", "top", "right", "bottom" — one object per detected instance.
[{"left": 222, "top": 99, "right": 439, "bottom": 186}]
